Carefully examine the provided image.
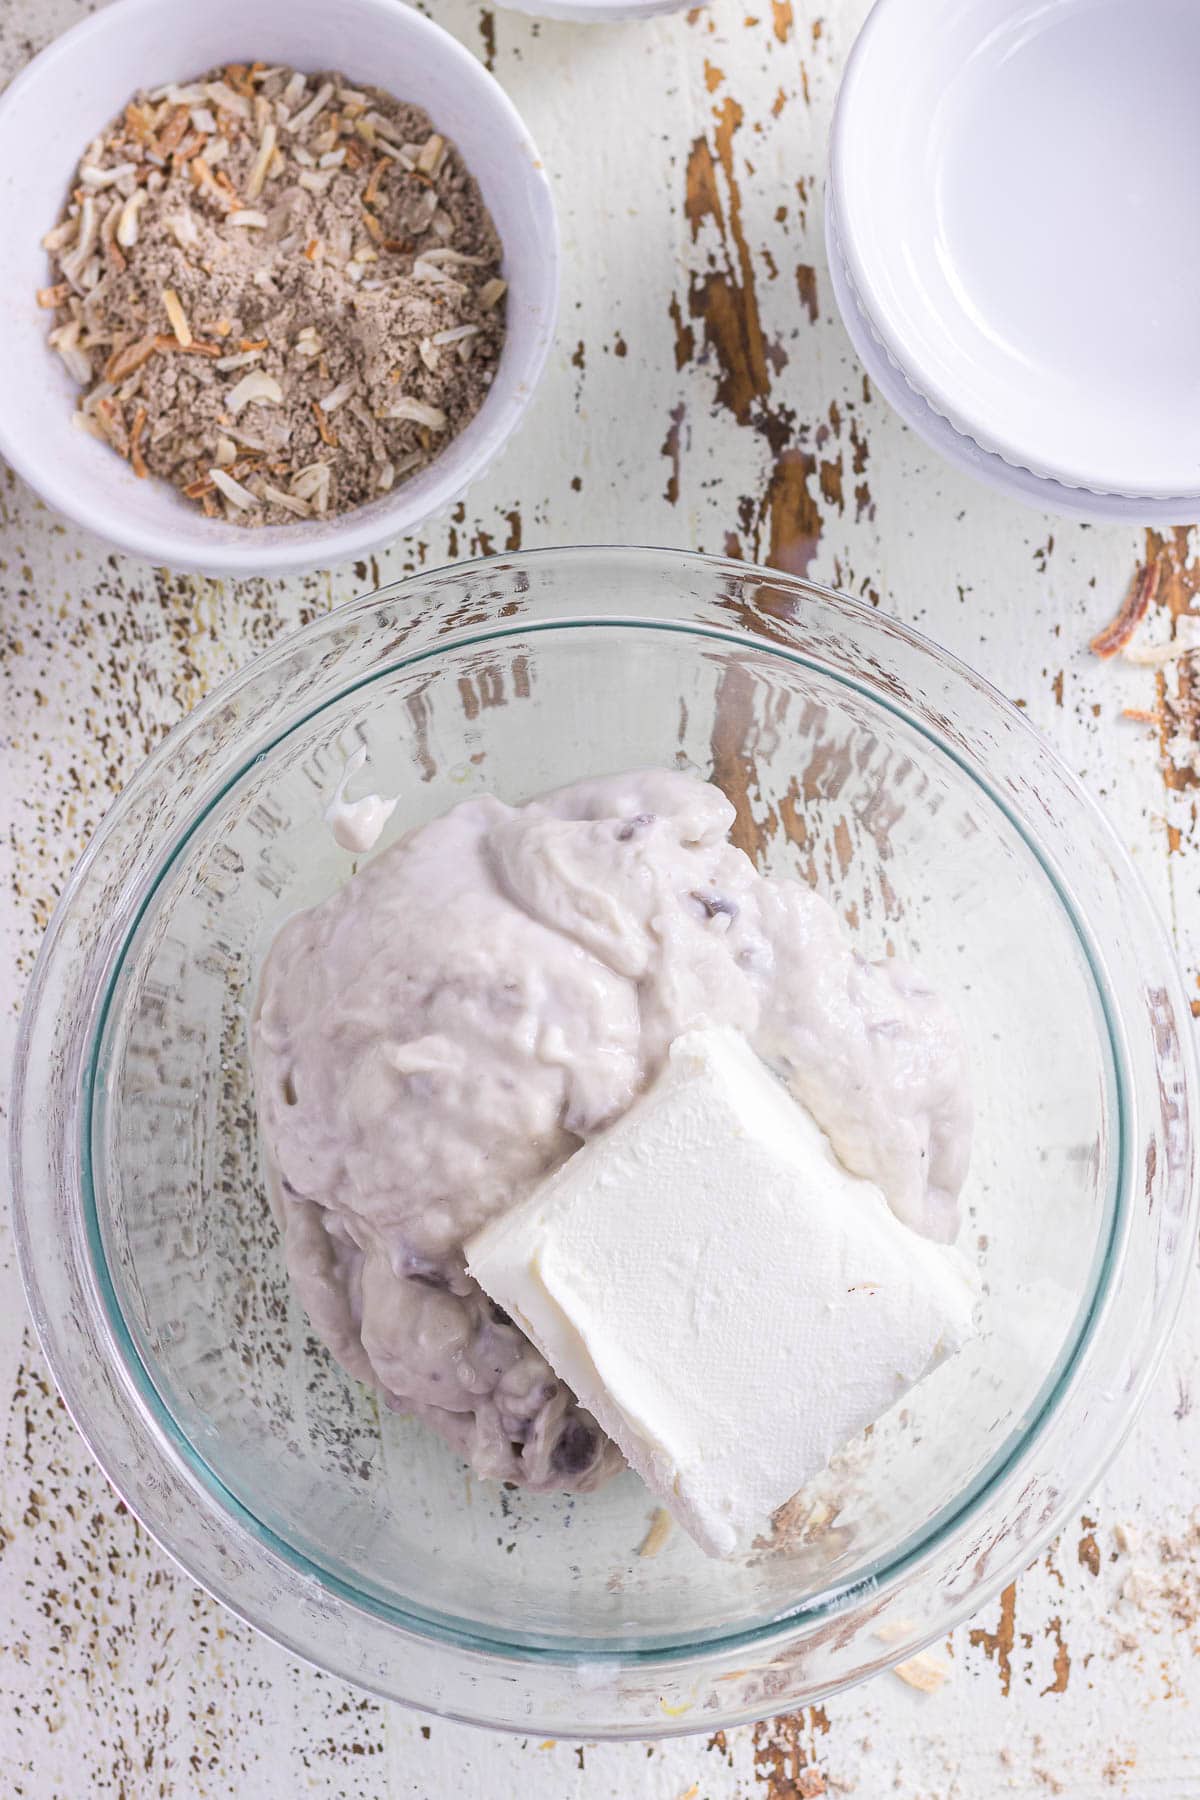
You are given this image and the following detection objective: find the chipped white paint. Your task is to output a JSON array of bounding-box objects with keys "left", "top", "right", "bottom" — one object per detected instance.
[{"left": 3, "top": 0, "right": 1200, "bottom": 1794}]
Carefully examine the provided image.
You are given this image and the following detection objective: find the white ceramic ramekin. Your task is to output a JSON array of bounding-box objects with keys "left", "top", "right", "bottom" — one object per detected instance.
[
  {"left": 0, "top": 0, "right": 558, "bottom": 575},
  {"left": 830, "top": 0, "right": 1200, "bottom": 507}
]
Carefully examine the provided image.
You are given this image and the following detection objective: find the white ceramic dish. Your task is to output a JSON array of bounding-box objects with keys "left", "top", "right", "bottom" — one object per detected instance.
[
  {"left": 831, "top": 0, "right": 1200, "bottom": 501},
  {"left": 0, "top": 0, "right": 558, "bottom": 576},
  {"left": 825, "top": 188, "right": 1200, "bottom": 527}
]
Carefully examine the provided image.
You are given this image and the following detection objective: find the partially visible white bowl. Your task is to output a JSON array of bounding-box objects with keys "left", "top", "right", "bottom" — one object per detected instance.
[
  {"left": 497, "top": 0, "right": 696, "bottom": 22},
  {"left": 831, "top": 0, "right": 1200, "bottom": 501},
  {"left": 825, "top": 187, "right": 1200, "bottom": 527},
  {"left": 0, "top": 0, "right": 558, "bottom": 576}
]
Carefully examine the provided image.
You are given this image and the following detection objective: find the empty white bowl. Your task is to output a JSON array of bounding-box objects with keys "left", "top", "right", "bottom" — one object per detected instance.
[
  {"left": 825, "top": 188, "right": 1200, "bottom": 526},
  {"left": 0, "top": 0, "right": 558, "bottom": 575},
  {"left": 831, "top": 0, "right": 1200, "bottom": 501}
]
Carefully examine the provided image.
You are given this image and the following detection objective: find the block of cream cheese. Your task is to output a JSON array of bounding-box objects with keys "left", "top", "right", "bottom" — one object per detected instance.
[{"left": 466, "top": 1026, "right": 977, "bottom": 1557}]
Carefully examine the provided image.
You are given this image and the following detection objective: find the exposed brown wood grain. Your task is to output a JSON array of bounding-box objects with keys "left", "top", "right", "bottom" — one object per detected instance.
[
  {"left": 1145, "top": 528, "right": 1200, "bottom": 791},
  {"left": 763, "top": 448, "right": 822, "bottom": 576},
  {"left": 752, "top": 1707, "right": 830, "bottom": 1800},
  {"left": 684, "top": 113, "right": 777, "bottom": 431},
  {"left": 969, "top": 1582, "right": 1018, "bottom": 1696}
]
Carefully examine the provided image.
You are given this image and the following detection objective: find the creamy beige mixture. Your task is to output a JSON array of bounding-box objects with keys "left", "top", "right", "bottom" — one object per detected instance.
[{"left": 252, "top": 770, "right": 972, "bottom": 1491}]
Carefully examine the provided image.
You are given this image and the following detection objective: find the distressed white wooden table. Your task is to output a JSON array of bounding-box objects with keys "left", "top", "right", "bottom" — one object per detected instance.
[{"left": 3, "top": 0, "right": 1200, "bottom": 1793}]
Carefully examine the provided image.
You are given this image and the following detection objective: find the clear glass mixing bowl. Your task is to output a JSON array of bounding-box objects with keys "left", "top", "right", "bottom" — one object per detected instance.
[{"left": 12, "top": 548, "right": 1197, "bottom": 1735}]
